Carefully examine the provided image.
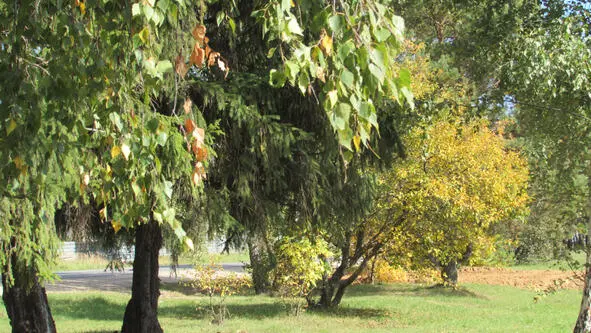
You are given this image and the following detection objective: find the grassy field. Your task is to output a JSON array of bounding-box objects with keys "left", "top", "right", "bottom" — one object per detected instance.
[
  {"left": 55, "top": 251, "right": 249, "bottom": 272},
  {"left": 0, "top": 283, "right": 579, "bottom": 332}
]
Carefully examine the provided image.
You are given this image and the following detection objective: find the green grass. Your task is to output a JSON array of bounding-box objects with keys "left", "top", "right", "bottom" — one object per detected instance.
[
  {"left": 511, "top": 252, "right": 586, "bottom": 271},
  {"left": 54, "top": 251, "right": 249, "bottom": 272},
  {"left": 0, "top": 283, "right": 580, "bottom": 332}
]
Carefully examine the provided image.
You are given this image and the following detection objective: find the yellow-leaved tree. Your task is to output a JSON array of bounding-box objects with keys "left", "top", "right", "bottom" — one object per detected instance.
[{"left": 379, "top": 120, "right": 529, "bottom": 286}]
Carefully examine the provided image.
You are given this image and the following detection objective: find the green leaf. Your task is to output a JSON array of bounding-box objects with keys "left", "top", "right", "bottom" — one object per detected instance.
[
  {"left": 369, "top": 63, "right": 385, "bottom": 84},
  {"left": 132, "top": 3, "right": 141, "bottom": 16},
  {"left": 109, "top": 112, "right": 123, "bottom": 131},
  {"left": 162, "top": 208, "right": 175, "bottom": 224},
  {"left": 338, "top": 128, "right": 354, "bottom": 151},
  {"left": 340, "top": 69, "right": 355, "bottom": 89},
  {"left": 328, "top": 15, "right": 345, "bottom": 34},
  {"left": 398, "top": 68, "right": 412, "bottom": 88},
  {"left": 327, "top": 90, "right": 338, "bottom": 108},
  {"left": 287, "top": 17, "right": 303, "bottom": 36},
  {"left": 156, "top": 60, "right": 173, "bottom": 74},
  {"left": 298, "top": 72, "right": 310, "bottom": 94},
  {"left": 153, "top": 212, "right": 163, "bottom": 223},
  {"left": 330, "top": 103, "right": 351, "bottom": 130},
  {"left": 163, "top": 180, "right": 173, "bottom": 199},
  {"left": 374, "top": 28, "right": 390, "bottom": 42},
  {"left": 6, "top": 119, "right": 17, "bottom": 135},
  {"left": 143, "top": 5, "right": 154, "bottom": 21},
  {"left": 216, "top": 11, "right": 226, "bottom": 26},
  {"left": 269, "top": 69, "right": 286, "bottom": 87},
  {"left": 228, "top": 18, "right": 236, "bottom": 34},
  {"left": 156, "top": 131, "right": 168, "bottom": 146}
]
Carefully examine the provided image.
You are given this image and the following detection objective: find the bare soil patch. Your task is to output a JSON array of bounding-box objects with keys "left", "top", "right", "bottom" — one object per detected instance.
[{"left": 459, "top": 267, "right": 584, "bottom": 290}]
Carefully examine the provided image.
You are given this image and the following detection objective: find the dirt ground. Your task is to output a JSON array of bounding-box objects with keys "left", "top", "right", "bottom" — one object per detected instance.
[{"left": 459, "top": 267, "right": 584, "bottom": 290}]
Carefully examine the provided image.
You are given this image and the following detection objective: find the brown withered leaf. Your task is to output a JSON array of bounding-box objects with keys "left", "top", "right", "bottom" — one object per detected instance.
[
  {"left": 196, "top": 146, "right": 208, "bottom": 162},
  {"left": 183, "top": 98, "right": 192, "bottom": 114},
  {"left": 184, "top": 118, "right": 196, "bottom": 135},
  {"left": 190, "top": 44, "right": 205, "bottom": 67},
  {"left": 193, "top": 127, "right": 205, "bottom": 146},
  {"left": 207, "top": 51, "right": 220, "bottom": 67},
  {"left": 175, "top": 54, "right": 188, "bottom": 77},
  {"left": 192, "top": 24, "right": 206, "bottom": 43}
]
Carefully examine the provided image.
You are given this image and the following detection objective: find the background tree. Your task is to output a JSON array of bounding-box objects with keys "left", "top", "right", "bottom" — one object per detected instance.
[
  {"left": 379, "top": 120, "right": 529, "bottom": 286},
  {"left": 491, "top": 4, "right": 591, "bottom": 330}
]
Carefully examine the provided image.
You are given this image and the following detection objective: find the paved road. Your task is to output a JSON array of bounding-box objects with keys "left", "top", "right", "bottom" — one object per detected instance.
[{"left": 48, "top": 263, "right": 246, "bottom": 292}]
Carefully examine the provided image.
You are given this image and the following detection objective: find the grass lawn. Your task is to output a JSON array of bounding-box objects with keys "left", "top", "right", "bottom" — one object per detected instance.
[
  {"left": 510, "top": 251, "right": 586, "bottom": 271},
  {"left": 55, "top": 251, "right": 249, "bottom": 272},
  {"left": 0, "top": 283, "right": 579, "bottom": 332}
]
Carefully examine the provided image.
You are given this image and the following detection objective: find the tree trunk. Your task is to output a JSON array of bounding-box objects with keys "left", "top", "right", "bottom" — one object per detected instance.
[
  {"left": 121, "top": 217, "right": 163, "bottom": 333},
  {"left": 1, "top": 265, "right": 56, "bottom": 333},
  {"left": 441, "top": 260, "right": 458, "bottom": 286},
  {"left": 574, "top": 183, "right": 591, "bottom": 333},
  {"left": 247, "top": 227, "right": 273, "bottom": 294},
  {"left": 574, "top": 253, "right": 591, "bottom": 333}
]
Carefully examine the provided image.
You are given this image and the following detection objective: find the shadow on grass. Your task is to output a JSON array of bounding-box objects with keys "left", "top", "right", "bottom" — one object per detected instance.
[
  {"left": 311, "top": 306, "right": 392, "bottom": 319},
  {"left": 160, "top": 281, "right": 254, "bottom": 297},
  {"left": 345, "top": 283, "right": 485, "bottom": 299},
  {"left": 49, "top": 296, "right": 124, "bottom": 321}
]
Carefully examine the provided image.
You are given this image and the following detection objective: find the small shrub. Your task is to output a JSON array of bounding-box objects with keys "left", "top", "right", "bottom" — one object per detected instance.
[
  {"left": 185, "top": 260, "right": 251, "bottom": 325},
  {"left": 270, "top": 237, "right": 332, "bottom": 315}
]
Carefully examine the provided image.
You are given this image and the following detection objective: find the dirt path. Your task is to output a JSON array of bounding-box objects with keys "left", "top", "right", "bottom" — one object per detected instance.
[{"left": 459, "top": 267, "right": 584, "bottom": 290}]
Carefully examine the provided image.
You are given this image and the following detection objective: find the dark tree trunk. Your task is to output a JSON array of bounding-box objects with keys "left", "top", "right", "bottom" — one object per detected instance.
[
  {"left": 1, "top": 266, "right": 56, "bottom": 333},
  {"left": 122, "top": 217, "right": 163, "bottom": 333},
  {"left": 441, "top": 260, "right": 459, "bottom": 286},
  {"left": 247, "top": 227, "right": 273, "bottom": 294}
]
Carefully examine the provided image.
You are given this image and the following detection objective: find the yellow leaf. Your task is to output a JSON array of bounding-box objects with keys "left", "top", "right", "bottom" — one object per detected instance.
[
  {"left": 319, "top": 33, "right": 332, "bottom": 56},
  {"left": 353, "top": 135, "right": 361, "bottom": 151},
  {"left": 111, "top": 220, "right": 122, "bottom": 233},
  {"left": 121, "top": 144, "right": 131, "bottom": 160},
  {"left": 6, "top": 119, "right": 16, "bottom": 135},
  {"left": 99, "top": 207, "right": 107, "bottom": 221},
  {"left": 111, "top": 145, "right": 121, "bottom": 158}
]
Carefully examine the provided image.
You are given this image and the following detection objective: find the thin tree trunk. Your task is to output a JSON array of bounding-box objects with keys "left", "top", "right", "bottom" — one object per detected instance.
[
  {"left": 121, "top": 217, "right": 163, "bottom": 333},
  {"left": 575, "top": 252, "right": 591, "bottom": 333},
  {"left": 247, "top": 227, "right": 273, "bottom": 294},
  {"left": 574, "top": 181, "right": 591, "bottom": 333},
  {"left": 1, "top": 265, "right": 56, "bottom": 333}
]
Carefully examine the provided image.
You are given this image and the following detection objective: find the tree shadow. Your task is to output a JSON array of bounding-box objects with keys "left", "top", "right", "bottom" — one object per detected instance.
[
  {"left": 311, "top": 306, "right": 392, "bottom": 319},
  {"left": 49, "top": 296, "right": 124, "bottom": 321},
  {"left": 344, "top": 283, "right": 485, "bottom": 299}
]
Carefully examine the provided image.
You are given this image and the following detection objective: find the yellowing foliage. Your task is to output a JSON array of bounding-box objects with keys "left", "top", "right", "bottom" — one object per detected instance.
[{"left": 380, "top": 120, "right": 529, "bottom": 273}]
